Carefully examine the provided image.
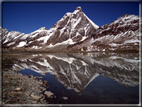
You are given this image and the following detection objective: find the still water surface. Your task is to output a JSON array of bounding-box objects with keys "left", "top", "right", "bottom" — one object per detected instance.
[{"left": 3, "top": 52, "right": 139, "bottom": 104}]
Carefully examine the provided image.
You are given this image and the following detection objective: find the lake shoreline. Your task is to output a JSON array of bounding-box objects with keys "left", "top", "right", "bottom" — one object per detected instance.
[
  {"left": 2, "top": 70, "right": 55, "bottom": 105},
  {"left": 2, "top": 48, "right": 139, "bottom": 54}
]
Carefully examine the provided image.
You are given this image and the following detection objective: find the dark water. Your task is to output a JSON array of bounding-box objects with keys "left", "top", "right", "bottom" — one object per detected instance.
[{"left": 3, "top": 52, "right": 140, "bottom": 104}]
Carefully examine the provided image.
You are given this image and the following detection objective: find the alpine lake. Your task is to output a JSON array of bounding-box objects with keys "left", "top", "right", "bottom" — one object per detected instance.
[{"left": 2, "top": 52, "right": 140, "bottom": 104}]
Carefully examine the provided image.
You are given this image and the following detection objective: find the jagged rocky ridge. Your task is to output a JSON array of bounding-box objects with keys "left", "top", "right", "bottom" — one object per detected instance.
[
  {"left": 68, "top": 14, "right": 141, "bottom": 52},
  {"left": 1, "top": 7, "right": 141, "bottom": 52},
  {"left": 3, "top": 53, "right": 139, "bottom": 94}
]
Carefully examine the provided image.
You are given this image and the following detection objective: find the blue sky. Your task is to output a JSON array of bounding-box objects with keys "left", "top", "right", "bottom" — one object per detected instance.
[{"left": 2, "top": 2, "right": 139, "bottom": 34}]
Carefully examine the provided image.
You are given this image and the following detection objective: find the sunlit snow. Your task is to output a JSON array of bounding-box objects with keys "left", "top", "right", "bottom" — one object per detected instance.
[
  {"left": 17, "top": 41, "right": 26, "bottom": 47},
  {"left": 37, "top": 32, "right": 52, "bottom": 44},
  {"left": 48, "top": 38, "right": 76, "bottom": 48},
  {"left": 73, "top": 17, "right": 81, "bottom": 29},
  {"left": 73, "top": 10, "right": 79, "bottom": 14},
  {"left": 7, "top": 42, "right": 15, "bottom": 46},
  {"left": 83, "top": 13, "right": 99, "bottom": 29}
]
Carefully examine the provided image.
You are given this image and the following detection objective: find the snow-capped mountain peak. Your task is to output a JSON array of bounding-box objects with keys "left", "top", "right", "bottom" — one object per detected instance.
[
  {"left": 72, "top": 6, "right": 83, "bottom": 14},
  {"left": 1, "top": 7, "right": 140, "bottom": 53},
  {"left": 1, "top": 6, "right": 99, "bottom": 52}
]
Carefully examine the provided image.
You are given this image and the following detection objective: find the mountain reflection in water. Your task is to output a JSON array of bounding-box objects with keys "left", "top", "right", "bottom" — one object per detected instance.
[{"left": 2, "top": 52, "right": 139, "bottom": 104}]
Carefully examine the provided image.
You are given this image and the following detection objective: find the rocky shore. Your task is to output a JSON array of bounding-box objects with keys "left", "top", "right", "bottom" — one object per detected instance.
[{"left": 2, "top": 70, "right": 56, "bottom": 104}]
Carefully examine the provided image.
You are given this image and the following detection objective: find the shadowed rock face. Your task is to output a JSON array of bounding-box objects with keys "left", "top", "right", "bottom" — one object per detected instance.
[
  {"left": 1, "top": 7, "right": 140, "bottom": 52},
  {"left": 3, "top": 52, "right": 139, "bottom": 94}
]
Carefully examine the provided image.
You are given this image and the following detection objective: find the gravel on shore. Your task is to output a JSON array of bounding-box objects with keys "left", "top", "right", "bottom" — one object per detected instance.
[{"left": 2, "top": 70, "right": 55, "bottom": 105}]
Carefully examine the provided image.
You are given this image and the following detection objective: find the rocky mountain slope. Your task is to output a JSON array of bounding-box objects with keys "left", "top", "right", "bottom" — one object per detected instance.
[
  {"left": 1, "top": 7, "right": 99, "bottom": 52},
  {"left": 3, "top": 53, "right": 139, "bottom": 94},
  {"left": 68, "top": 14, "right": 141, "bottom": 52},
  {"left": 1, "top": 7, "right": 141, "bottom": 52}
]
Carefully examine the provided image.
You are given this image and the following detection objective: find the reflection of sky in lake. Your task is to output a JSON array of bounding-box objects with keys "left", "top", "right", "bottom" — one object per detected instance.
[{"left": 3, "top": 52, "right": 139, "bottom": 104}]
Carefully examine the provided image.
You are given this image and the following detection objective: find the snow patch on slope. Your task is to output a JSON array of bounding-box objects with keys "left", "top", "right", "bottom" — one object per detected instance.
[
  {"left": 17, "top": 41, "right": 27, "bottom": 47},
  {"left": 73, "top": 17, "right": 82, "bottom": 29},
  {"left": 7, "top": 42, "right": 15, "bottom": 46},
  {"left": 48, "top": 38, "right": 76, "bottom": 48},
  {"left": 37, "top": 32, "right": 52, "bottom": 44}
]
